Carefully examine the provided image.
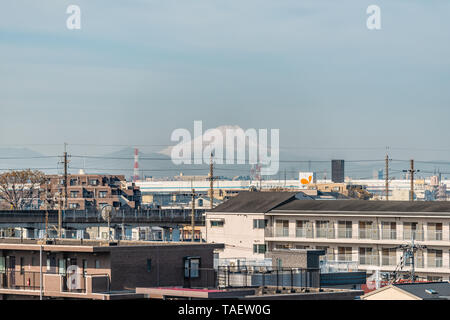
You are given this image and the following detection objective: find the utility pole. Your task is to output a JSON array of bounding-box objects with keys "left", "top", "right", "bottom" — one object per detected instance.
[
  {"left": 191, "top": 188, "right": 196, "bottom": 242},
  {"left": 63, "top": 143, "right": 68, "bottom": 209},
  {"left": 385, "top": 153, "right": 389, "bottom": 201},
  {"left": 403, "top": 159, "right": 419, "bottom": 201},
  {"left": 395, "top": 238, "right": 427, "bottom": 283},
  {"left": 58, "top": 198, "right": 62, "bottom": 238},
  {"left": 209, "top": 153, "right": 214, "bottom": 210}
]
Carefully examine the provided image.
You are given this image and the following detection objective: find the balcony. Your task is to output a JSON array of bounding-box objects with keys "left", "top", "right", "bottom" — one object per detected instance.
[
  {"left": 337, "top": 229, "right": 352, "bottom": 239},
  {"left": 381, "top": 256, "right": 396, "bottom": 266},
  {"left": 275, "top": 228, "right": 290, "bottom": 237},
  {"left": 427, "top": 231, "right": 443, "bottom": 241},
  {"left": 403, "top": 230, "right": 424, "bottom": 241},
  {"left": 295, "top": 228, "right": 313, "bottom": 238},
  {"left": 316, "top": 228, "right": 335, "bottom": 239},
  {"left": 359, "top": 229, "right": 379, "bottom": 240},
  {"left": 0, "top": 271, "right": 41, "bottom": 290},
  {"left": 0, "top": 270, "right": 111, "bottom": 297},
  {"left": 428, "top": 259, "right": 443, "bottom": 268},
  {"left": 359, "top": 255, "right": 379, "bottom": 266},
  {"left": 337, "top": 255, "right": 353, "bottom": 262},
  {"left": 381, "top": 230, "right": 397, "bottom": 240}
]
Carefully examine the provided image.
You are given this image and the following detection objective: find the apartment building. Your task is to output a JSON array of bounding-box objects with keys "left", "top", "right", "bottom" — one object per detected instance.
[
  {"left": 0, "top": 238, "right": 222, "bottom": 300},
  {"left": 43, "top": 174, "right": 141, "bottom": 210},
  {"left": 207, "top": 192, "right": 450, "bottom": 281}
]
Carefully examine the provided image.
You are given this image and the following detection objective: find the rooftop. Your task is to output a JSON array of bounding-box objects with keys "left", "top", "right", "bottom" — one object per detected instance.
[
  {"left": 210, "top": 191, "right": 299, "bottom": 213},
  {"left": 273, "top": 199, "right": 450, "bottom": 214},
  {"left": 392, "top": 282, "right": 450, "bottom": 300},
  {"left": 211, "top": 191, "right": 450, "bottom": 215},
  {"left": 0, "top": 238, "right": 224, "bottom": 252}
]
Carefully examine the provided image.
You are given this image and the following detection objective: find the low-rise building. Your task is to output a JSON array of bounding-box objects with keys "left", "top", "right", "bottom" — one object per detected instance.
[
  {"left": 362, "top": 281, "right": 450, "bottom": 300},
  {"left": 207, "top": 192, "right": 450, "bottom": 282},
  {"left": 0, "top": 238, "right": 222, "bottom": 300}
]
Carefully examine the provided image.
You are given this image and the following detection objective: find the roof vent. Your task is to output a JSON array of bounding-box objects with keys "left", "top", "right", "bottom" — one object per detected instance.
[{"left": 425, "top": 289, "right": 438, "bottom": 295}]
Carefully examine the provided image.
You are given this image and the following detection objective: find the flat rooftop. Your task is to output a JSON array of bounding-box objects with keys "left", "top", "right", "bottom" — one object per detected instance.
[{"left": 0, "top": 238, "right": 224, "bottom": 252}]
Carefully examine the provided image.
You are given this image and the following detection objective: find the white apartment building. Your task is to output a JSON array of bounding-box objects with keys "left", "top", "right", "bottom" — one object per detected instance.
[{"left": 207, "top": 192, "right": 450, "bottom": 281}]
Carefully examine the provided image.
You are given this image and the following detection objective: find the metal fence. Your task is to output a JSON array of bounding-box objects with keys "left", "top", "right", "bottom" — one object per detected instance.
[
  {"left": 0, "top": 271, "right": 41, "bottom": 290},
  {"left": 216, "top": 266, "right": 320, "bottom": 290}
]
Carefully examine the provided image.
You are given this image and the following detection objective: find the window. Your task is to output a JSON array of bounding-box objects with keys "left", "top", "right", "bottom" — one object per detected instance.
[
  {"left": 82, "top": 259, "right": 88, "bottom": 275},
  {"left": 359, "top": 247, "right": 378, "bottom": 266},
  {"left": 184, "top": 257, "right": 200, "bottom": 278},
  {"left": 275, "top": 220, "right": 289, "bottom": 237},
  {"left": 253, "top": 244, "right": 266, "bottom": 254},
  {"left": 382, "top": 248, "right": 397, "bottom": 266},
  {"left": 146, "top": 259, "right": 152, "bottom": 272},
  {"left": 197, "top": 199, "right": 203, "bottom": 207},
  {"left": 359, "top": 221, "right": 378, "bottom": 239},
  {"left": 381, "top": 222, "right": 396, "bottom": 240},
  {"left": 99, "top": 191, "right": 108, "bottom": 198},
  {"left": 69, "top": 203, "right": 79, "bottom": 209},
  {"left": 338, "top": 247, "right": 353, "bottom": 262},
  {"left": 427, "top": 249, "right": 443, "bottom": 268},
  {"left": 427, "top": 223, "right": 443, "bottom": 241},
  {"left": 403, "top": 222, "right": 423, "bottom": 240},
  {"left": 296, "top": 221, "right": 313, "bottom": 238},
  {"left": 95, "top": 260, "right": 100, "bottom": 269},
  {"left": 210, "top": 220, "right": 224, "bottom": 227},
  {"left": 0, "top": 256, "right": 6, "bottom": 273},
  {"left": 70, "top": 191, "right": 79, "bottom": 198},
  {"left": 338, "top": 221, "right": 352, "bottom": 238},
  {"left": 46, "top": 258, "right": 51, "bottom": 271},
  {"left": 89, "top": 179, "right": 98, "bottom": 186},
  {"left": 253, "top": 219, "right": 267, "bottom": 229},
  {"left": 58, "top": 259, "right": 66, "bottom": 275},
  {"left": 316, "top": 221, "right": 334, "bottom": 238},
  {"left": 20, "top": 257, "right": 24, "bottom": 274}
]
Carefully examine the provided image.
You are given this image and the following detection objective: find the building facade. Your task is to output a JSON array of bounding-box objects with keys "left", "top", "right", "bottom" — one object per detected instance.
[
  {"left": 43, "top": 174, "right": 141, "bottom": 210},
  {"left": 207, "top": 192, "right": 450, "bottom": 282}
]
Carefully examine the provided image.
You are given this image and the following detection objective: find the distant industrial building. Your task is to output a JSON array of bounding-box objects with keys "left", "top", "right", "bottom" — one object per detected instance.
[{"left": 332, "top": 160, "right": 345, "bottom": 183}]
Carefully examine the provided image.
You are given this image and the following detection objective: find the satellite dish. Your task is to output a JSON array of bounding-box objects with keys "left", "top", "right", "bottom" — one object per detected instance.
[
  {"left": 101, "top": 205, "right": 113, "bottom": 222},
  {"left": 100, "top": 205, "right": 115, "bottom": 241}
]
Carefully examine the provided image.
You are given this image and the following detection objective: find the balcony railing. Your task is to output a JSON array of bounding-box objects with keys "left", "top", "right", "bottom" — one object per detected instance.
[
  {"left": 427, "top": 231, "right": 443, "bottom": 241},
  {"left": 295, "top": 228, "right": 313, "bottom": 238},
  {"left": 359, "top": 255, "right": 380, "bottom": 266},
  {"left": 275, "top": 228, "right": 290, "bottom": 237},
  {"left": 0, "top": 271, "right": 41, "bottom": 290},
  {"left": 381, "top": 256, "right": 396, "bottom": 266},
  {"left": 428, "top": 259, "right": 443, "bottom": 268},
  {"left": 403, "top": 230, "right": 424, "bottom": 241},
  {"left": 337, "top": 255, "right": 353, "bottom": 262},
  {"left": 316, "top": 228, "right": 335, "bottom": 239},
  {"left": 359, "top": 229, "right": 379, "bottom": 240},
  {"left": 381, "top": 230, "right": 397, "bottom": 240},
  {"left": 337, "top": 229, "right": 352, "bottom": 239}
]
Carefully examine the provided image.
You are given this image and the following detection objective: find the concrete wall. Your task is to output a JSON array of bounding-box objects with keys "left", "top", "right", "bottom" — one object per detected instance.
[
  {"left": 206, "top": 213, "right": 266, "bottom": 259},
  {"left": 109, "top": 244, "right": 218, "bottom": 291}
]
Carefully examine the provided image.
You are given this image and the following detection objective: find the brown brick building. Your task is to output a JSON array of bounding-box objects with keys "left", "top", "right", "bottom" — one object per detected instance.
[
  {"left": 42, "top": 174, "right": 141, "bottom": 210},
  {"left": 0, "top": 239, "right": 223, "bottom": 300}
]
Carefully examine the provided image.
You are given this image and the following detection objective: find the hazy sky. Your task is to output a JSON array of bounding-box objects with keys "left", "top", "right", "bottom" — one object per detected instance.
[{"left": 1, "top": 0, "right": 450, "bottom": 161}]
